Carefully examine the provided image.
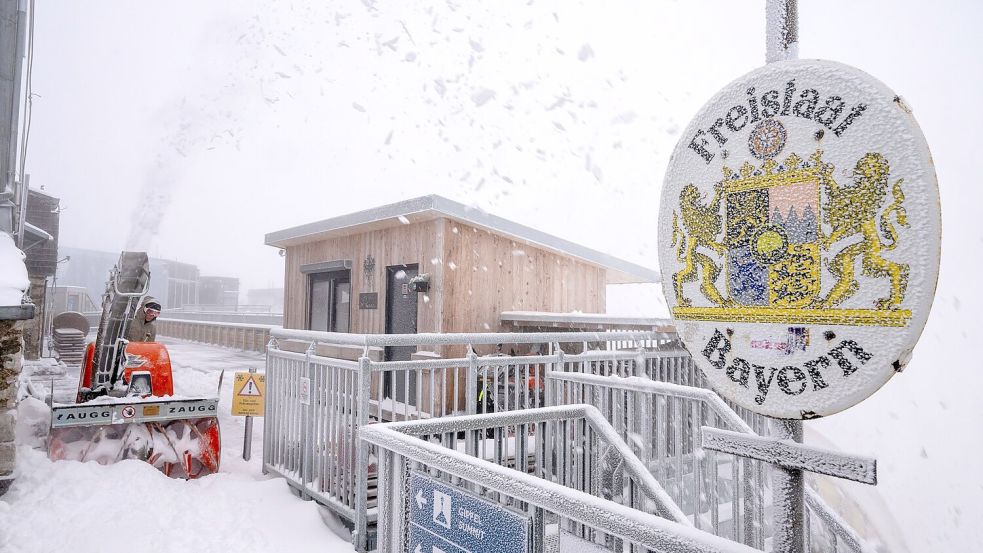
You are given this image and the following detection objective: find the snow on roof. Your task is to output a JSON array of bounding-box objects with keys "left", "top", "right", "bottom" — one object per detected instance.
[
  {"left": 500, "top": 310, "right": 675, "bottom": 330},
  {"left": 264, "top": 195, "right": 659, "bottom": 284},
  {"left": 0, "top": 232, "right": 29, "bottom": 307},
  {"left": 21, "top": 222, "right": 53, "bottom": 251}
]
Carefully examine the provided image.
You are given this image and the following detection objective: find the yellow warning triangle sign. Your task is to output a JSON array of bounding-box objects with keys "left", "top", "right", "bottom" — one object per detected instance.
[{"left": 238, "top": 376, "right": 262, "bottom": 397}]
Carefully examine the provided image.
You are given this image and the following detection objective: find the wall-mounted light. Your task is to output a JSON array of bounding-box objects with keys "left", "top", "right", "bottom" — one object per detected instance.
[{"left": 408, "top": 273, "right": 430, "bottom": 293}]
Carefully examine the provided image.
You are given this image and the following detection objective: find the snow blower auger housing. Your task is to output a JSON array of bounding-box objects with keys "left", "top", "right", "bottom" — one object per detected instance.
[{"left": 47, "top": 251, "right": 221, "bottom": 479}]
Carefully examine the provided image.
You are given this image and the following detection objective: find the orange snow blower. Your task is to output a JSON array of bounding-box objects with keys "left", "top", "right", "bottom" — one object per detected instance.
[{"left": 47, "top": 252, "right": 221, "bottom": 479}]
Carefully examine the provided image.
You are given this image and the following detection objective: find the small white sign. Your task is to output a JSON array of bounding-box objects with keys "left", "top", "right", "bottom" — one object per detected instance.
[
  {"left": 659, "top": 59, "right": 940, "bottom": 419},
  {"left": 298, "top": 377, "right": 311, "bottom": 406}
]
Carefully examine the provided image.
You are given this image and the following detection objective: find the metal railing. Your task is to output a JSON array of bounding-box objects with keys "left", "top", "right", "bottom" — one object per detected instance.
[
  {"left": 547, "top": 371, "right": 871, "bottom": 552},
  {"left": 263, "top": 329, "right": 680, "bottom": 550},
  {"left": 156, "top": 318, "right": 274, "bottom": 353},
  {"left": 361, "top": 405, "right": 759, "bottom": 553},
  {"left": 263, "top": 328, "right": 871, "bottom": 552},
  {"left": 263, "top": 343, "right": 365, "bottom": 522}
]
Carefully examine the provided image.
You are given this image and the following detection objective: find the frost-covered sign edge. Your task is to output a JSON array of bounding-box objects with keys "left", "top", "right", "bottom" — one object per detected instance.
[{"left": 658, "top": 59, "right": 941, "bottom": 419}]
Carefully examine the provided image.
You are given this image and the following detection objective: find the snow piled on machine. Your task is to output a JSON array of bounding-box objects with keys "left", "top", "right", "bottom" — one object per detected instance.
[
  {"left": 0, "top": 232, "right": 29, "bottom": 306},
  {"left": 0, "top": 339, "right": 354, "bottom": 553}
]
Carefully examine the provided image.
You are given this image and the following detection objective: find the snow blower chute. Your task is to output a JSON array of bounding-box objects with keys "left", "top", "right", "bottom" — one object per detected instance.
[{"left": 47, "top": 252, "right": 221, "bottom": 478}]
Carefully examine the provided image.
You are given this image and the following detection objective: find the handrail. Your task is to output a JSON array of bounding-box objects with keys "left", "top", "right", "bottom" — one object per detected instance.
[
  {"left": 804, "top": 490, "right": 870, "bottom": 553},
  {"left": 549, "top": 371, "right": 752, "bottom": 432},
  {"left": 361, "top": 410, "right": 760, "bottom": 553},
  {"left": 271, "top": 327, "right": 673, "bottom": 347},
  {"left": 350, "top": 349, "right": 691, "bottom": 372},
  {"left": 369, "top": 404, "right": 689, "bottom": 525},
  {"left": 567, "top": 348, "right": 691, "bottom": 361},
  {"left": 549, "top": 371, "right": 872, "bottom": 552}
]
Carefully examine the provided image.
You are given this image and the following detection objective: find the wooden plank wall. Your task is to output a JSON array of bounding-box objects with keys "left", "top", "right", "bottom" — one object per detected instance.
[
  {"left": 282, "top": 220, "right": 444, "bottom": 335},
  {"left": 439, "top": 219, "right": 606, "bottom": 341}
]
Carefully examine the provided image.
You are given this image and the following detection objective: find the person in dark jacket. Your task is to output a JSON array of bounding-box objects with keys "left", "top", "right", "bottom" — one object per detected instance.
[{"left": 127, "top": 296, "right": 161, "bottom": 342}]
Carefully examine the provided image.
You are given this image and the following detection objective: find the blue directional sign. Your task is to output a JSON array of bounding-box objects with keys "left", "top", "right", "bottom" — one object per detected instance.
[
  {"left": 407, "top": 472, "right": 530, "bottom": 553},
  {"left": 408, "top": 525, "right": 467, "bottom": 553}
]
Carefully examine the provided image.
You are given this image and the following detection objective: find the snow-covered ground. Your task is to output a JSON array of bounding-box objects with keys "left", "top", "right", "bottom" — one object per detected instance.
[
  {"left": 2, "top": 319, "right": 979, "bottom": 553},
  {"left": 0, "top": 338, "right": 355, "bottom": 553}
]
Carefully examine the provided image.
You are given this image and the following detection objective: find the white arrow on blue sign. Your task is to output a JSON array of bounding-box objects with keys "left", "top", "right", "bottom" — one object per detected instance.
[
  {"left": 409, "top": 525, "right": 468, "bottom": 553},
  {"left": 407, "top": 472, "right": 531, "bottom": 553}
]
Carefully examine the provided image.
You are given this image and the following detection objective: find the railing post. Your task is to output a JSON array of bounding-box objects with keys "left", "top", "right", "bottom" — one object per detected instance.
[
  {"left": 305, "top": 342, "right": 318, "bottom": 494},
  {"left": 299, "top": 340, "right": 316, "bottom": 500},
  {"left": 262, "top": 335, "right": 278, "bottom": 475},
  {"left": 377, "top": 448, "right": 394, "bottom": 551},
  {"left": 465, "top": 347, "right": 478, "bottom": 416},
  {"left": 354, "top": 354, "right": 372, "bottom": 553},
  {"left": 464, "top": 347, "right": 479, "bottom": 462},
  {"left": 549, "top": 347, "right": 564, "bottom": 408},
  {"left": 532, "top": 506, "right": 556, "bottom": 553}
]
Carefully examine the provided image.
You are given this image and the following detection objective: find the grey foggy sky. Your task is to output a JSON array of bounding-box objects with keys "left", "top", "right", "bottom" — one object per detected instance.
[
  {"left": 21, "top": 1, "right": 983, "bottom": 550},
  {"left": 27, "top": 1, "right": 981, "bottom": 295},
  {"left": 28, "top": 2, "right": 980, "bottom": 287}
]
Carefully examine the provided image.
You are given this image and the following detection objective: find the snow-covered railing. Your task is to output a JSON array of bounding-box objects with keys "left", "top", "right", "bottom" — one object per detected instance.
[
  {"left": 264, "top": 328, "right": 868, "bottom": 552},
  {"left": 361, "top": 405, "right": 760, "bottom": 553},
  {"left": 268, "top": 327, "right": 676, "bottom": 348},
  {"left": 264, "top": 329, "right": 689, "bottom": 551},
  {"left": 555, "top": 347, "right": 769, "bottom": 437},
  {"left": 263, "top": 344, "right": 364, "bottom": 521},
  {"left": 546, "top": 371, "right": 871, "bottom": 553},
  {"left": 156, "top": 318, "right": 274, "bottom": 353}
]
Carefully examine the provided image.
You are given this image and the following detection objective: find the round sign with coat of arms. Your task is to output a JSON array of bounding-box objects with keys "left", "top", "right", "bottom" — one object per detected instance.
[{"left": 659, "top": 59, "right": 940, "bottom": 419}]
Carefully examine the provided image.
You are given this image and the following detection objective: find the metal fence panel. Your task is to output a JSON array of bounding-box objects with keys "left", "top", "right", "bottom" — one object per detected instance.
[
  {"left": 262, "top": 329, "right": 870, "bottom": 553},
  {"left": 361, "top": 407, "right": 759, "bottom": 553},
  {"left": 546, "top": 371, "right": 869, "bottom": 553}
]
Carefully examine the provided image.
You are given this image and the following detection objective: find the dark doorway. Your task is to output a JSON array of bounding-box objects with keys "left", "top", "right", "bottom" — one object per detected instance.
[
  {"left": 307, "top": 269, "right": 351, "bottom": 332},
  {"left": 384, "top": 264, "right": 419, "bottom": 403}
]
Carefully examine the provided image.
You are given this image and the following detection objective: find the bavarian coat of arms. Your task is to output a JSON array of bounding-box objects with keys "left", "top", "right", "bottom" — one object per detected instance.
[{"left": 670, "top": 144, "right": 911, "bottom": 327}]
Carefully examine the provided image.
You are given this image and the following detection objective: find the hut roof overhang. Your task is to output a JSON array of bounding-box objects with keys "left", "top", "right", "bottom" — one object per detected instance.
[{"left": 265, "top": 195, "right": 659, "bottom": 284}]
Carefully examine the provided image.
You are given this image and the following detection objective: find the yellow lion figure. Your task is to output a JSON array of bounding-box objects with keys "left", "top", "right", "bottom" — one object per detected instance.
[
  {"left": 672, "top": 183, "right": 729, "bottom": 307},
  {"left": 819, "top": 152, "right": 909, "bottom": 309}
]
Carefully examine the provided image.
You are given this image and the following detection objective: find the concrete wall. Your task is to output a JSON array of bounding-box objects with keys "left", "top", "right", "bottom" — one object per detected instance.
[{"left": 155, "top": 319, "right": 273, "bottom": 353}]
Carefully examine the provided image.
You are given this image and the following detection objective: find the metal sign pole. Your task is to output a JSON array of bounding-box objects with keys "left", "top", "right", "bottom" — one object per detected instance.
[
  {"left": 766, "top": 0, "right": 798, "bottom": 63},
  {"left": 770, "top": 419, "right": 804, "bottom": 553},
  {"left": 243, "top": 367, "right": 256, "bottom": 461},
  {"left": 765, "top": 3, "right": 803, "bottom": 552}
]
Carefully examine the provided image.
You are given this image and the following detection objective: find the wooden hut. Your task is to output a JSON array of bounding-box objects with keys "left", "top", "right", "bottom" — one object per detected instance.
[{"left": 265, "top": 195, "right": 657, "bottom": 359}]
